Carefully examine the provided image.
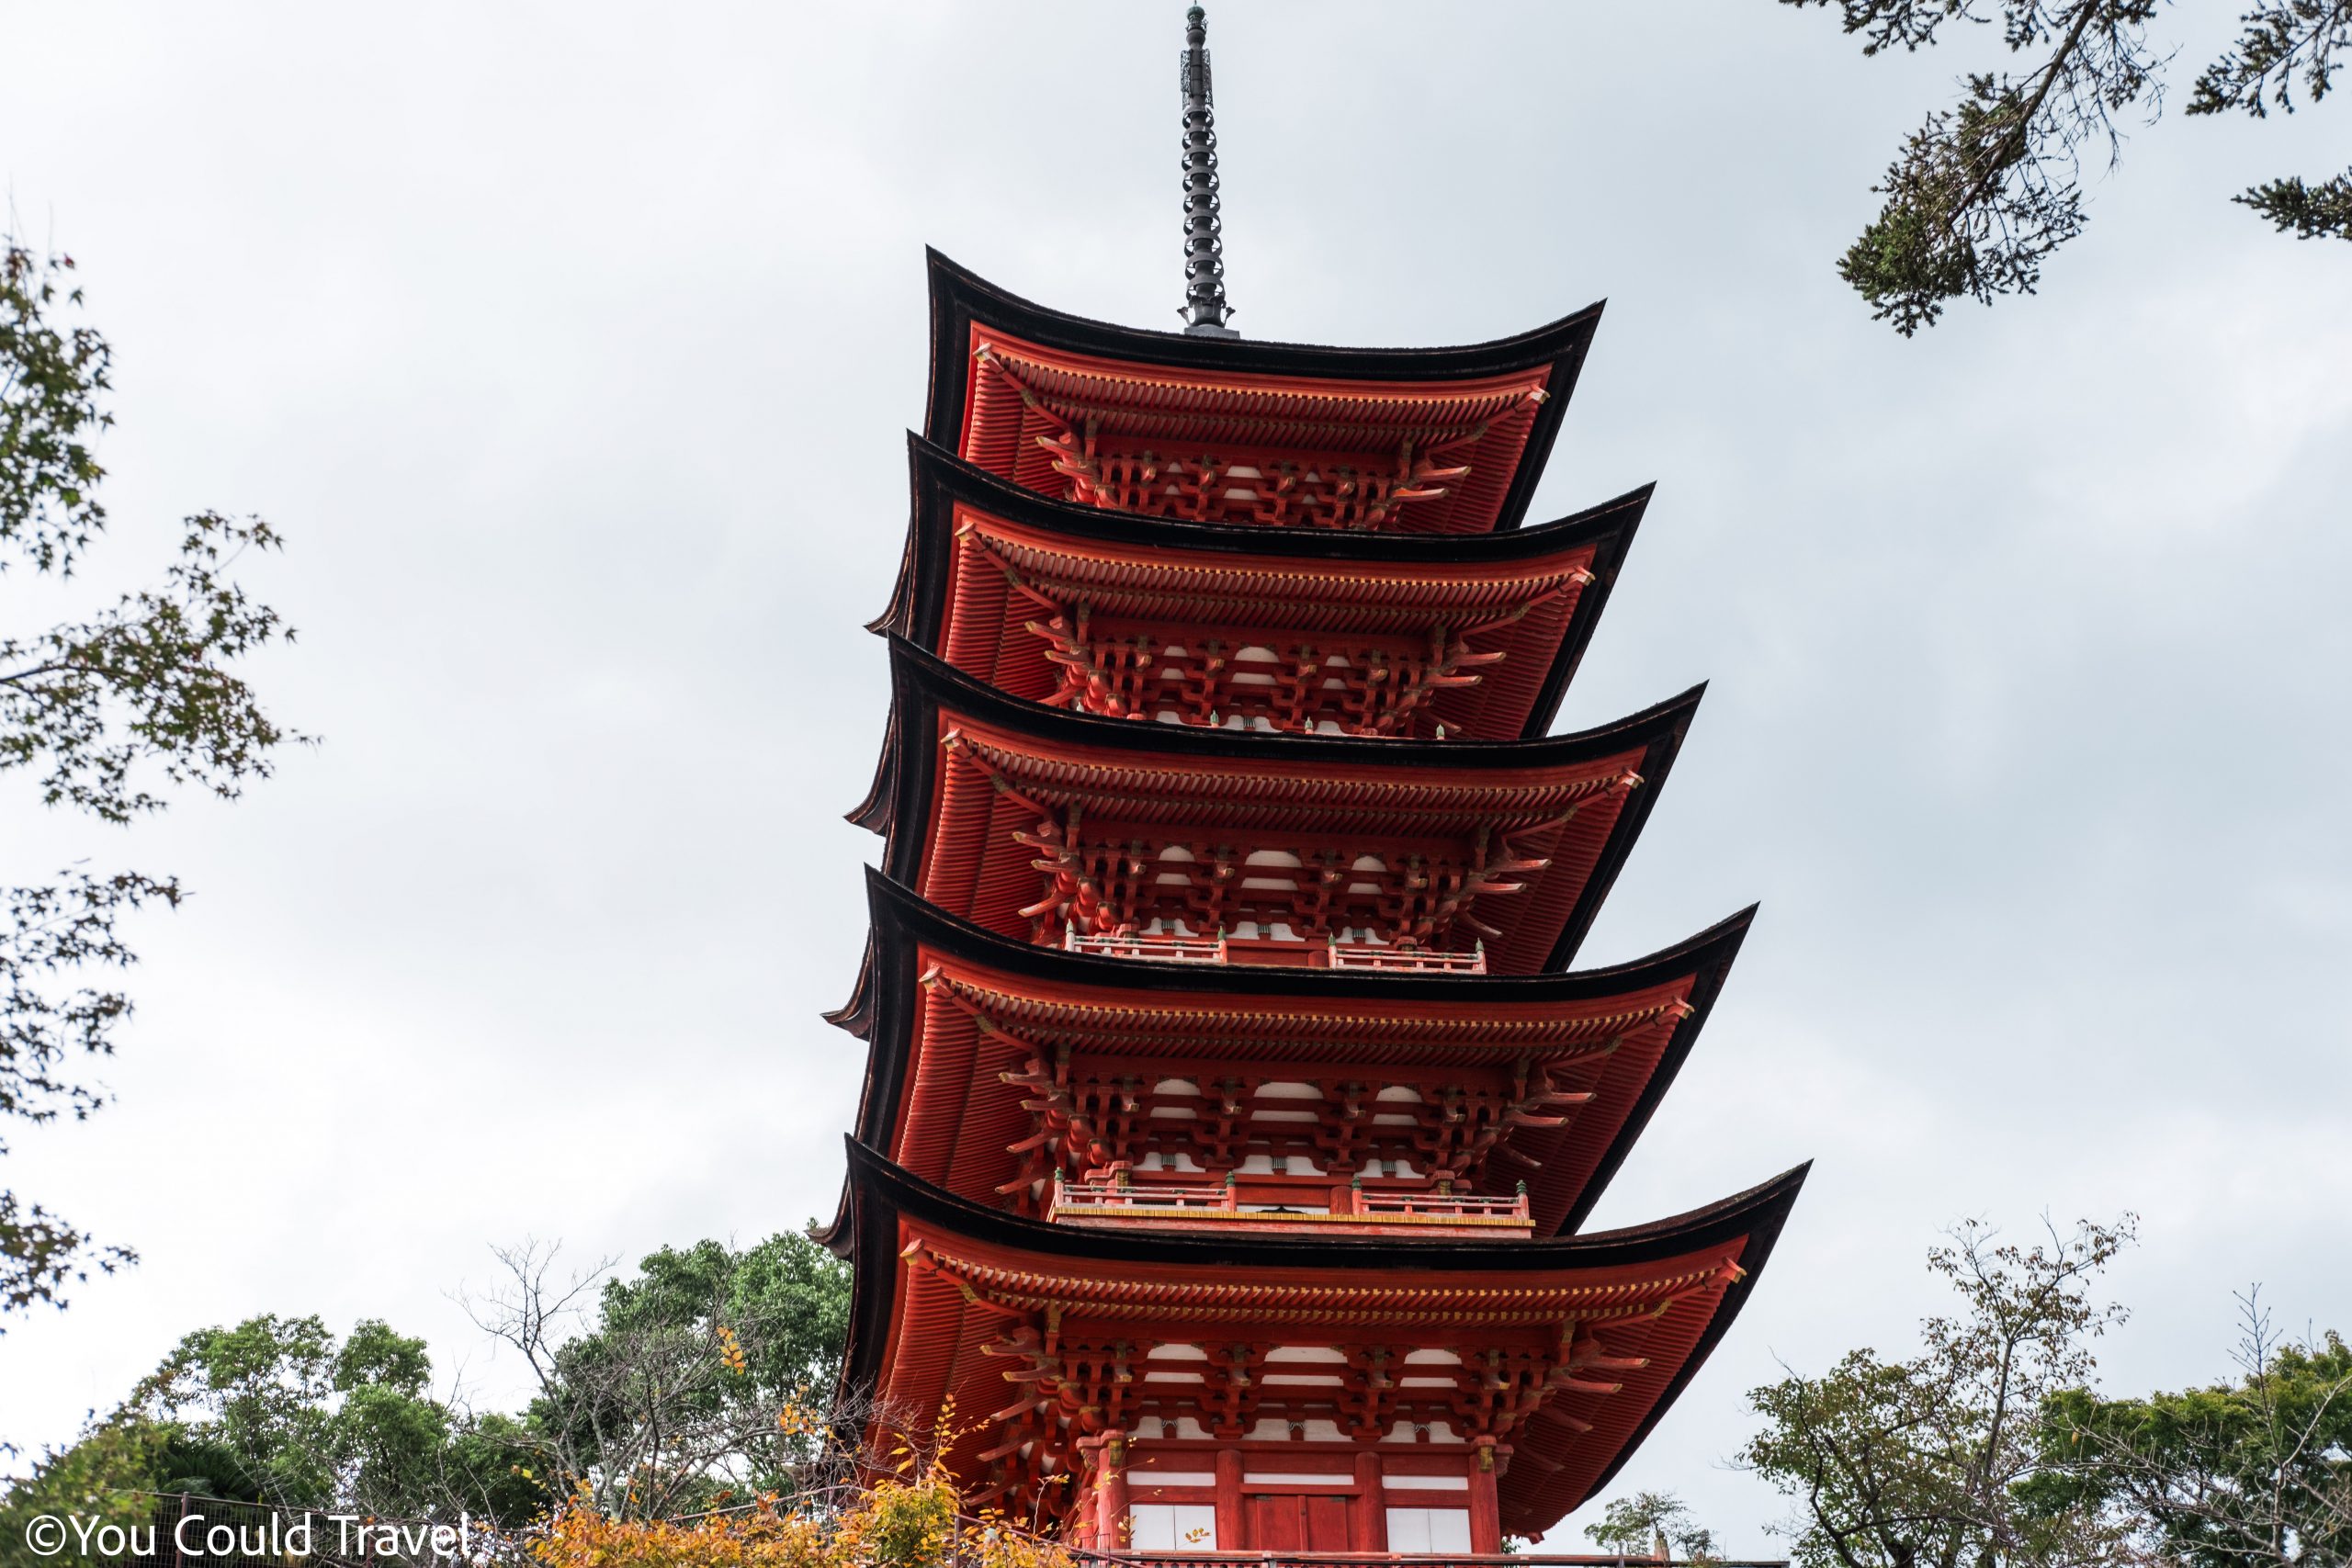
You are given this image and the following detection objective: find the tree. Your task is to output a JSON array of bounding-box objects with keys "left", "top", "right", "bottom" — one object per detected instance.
[
  {"left": 0, "top": 1310, "right": 550, "bottom": 1531},
  {"left": 131, "top": 1314, "right": 456, "bottom": 1510},
  {"left": 0, "top": 1410, "right": 171, "bottom": 1555},
  {"left": 4, "top": 1230, "right": 854, "bottom": 1535},
  {"left": 464, "top": 1229, "right": 855, "bottom": 1520},
  {"left": 1740, "top": 1215, "right": 2139, "bottom": 1568},
  {"left": 2038, "top": 1291, "right": 2352, "bottom": 1568},
  {"left": 1778, "top": 3, "right": 2351, "bottom": 333},
  {"left": 2, "top": 240, "right": 303, "bottom": 1320},
  {"left": 132, "top": 1312, "right": 547, "bottom": 1522},
  {"left": 1585, "top": 1490, "right": 1721, "bottom": 1561},
  {"left": 592, "top": 1234, "right": 854, "bottom": 1413}
]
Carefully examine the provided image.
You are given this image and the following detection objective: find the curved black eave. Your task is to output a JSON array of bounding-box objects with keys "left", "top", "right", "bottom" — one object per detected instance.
[
  {"left": 921, "top": 249, "right": 1604, "bottom": 536},
  {"left": 831, "top": 864, "right": 1757, "bottom": 1237},
  {"left": 849, "top": 636, "right": 1702, "bottom": 971},
  {"left": 871, "top": 435, "right": 1652, "bottom": 739}
]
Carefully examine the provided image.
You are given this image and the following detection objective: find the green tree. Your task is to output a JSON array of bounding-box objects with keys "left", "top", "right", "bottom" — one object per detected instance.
[
  {"left": 0, "top": 1412, "right": 171, "bottom": 1560},
  {"left": 140, "top": 1313, "right": 346, "bottom": 1504},
  {"left": 1779, "top": 3, "right": 2351, "bottom": 333},
  {"left": 3, "top": 1311, "right": 550, "bottom": 1529},
  {"left": 2038, "top": 1292, "right": 2352, "bottom": 1568},
  {"left": 2, "top": 1235, "right": 854, "bottom": 1533},
  {"left": 1741, "top": 1216, "right": 2138, "bottom": 1568},
  {"left": 1585, "top": 1490, "right": 1720, "bottom": 1561},
  {"left": 467, "top": 1228, "right": 854, "bottom": 1519},
  {"left": 594, "top": 1233, "right": 854, "bottom": 1406},
  {"left": 132, "top": 1313, "right": 525, "bottom": 1516},
  {"left": 2, "top": 241, "right": 303, "bottom": 1320}
]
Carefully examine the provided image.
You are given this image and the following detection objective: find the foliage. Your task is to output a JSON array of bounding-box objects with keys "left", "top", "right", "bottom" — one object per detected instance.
[
  {"left": 2191, "top": 4, "right": 2352, "bottom": 241},
  {"left": 522, "top": 1476, "right": 1076, "bottom": 1568},
  {"left": 2232, "top": 169, "right": 2352, "bottom": 237},
  {"left": 592, "top": 1235, "right": 854, "bottom": 1413},
  {"left": 3, "top": 508, "right": 300, "bottom": 821},
  {"left": 1741, "top": 1215, "right": 2139, "bottom": 1568},
  {"left": 2038, "top": 1292, "right": 2352, "bottom": 1568},
  {"left": 467, "top": 1231, "right": 854, "bottom": 1520},
  {"left": 1585, "top": 1489, "right": 1720, "bottom": 1561},
  {"left": 1, "top": 240, "right": 303, "bottom": 1321},
  {"left": 112, "top": 1310, "right": 545, "bottom": 1522},
  {"left": 2191, "top": 4, "right": 2352, "bottom": 116},
  {"left": 0, "top": 1412, "right": 170, "bottom": 1557},
  {"left": 0, "top": 1311, "right": 549, "bottom": 1530},
  {"left": 132, "top": 1314, "right": 441, "bottom": 1508},
  {"left": 1779, "top": 2, "right": 2350, "bottom": 333},
  {"left": 3, "top": 1233, "right": 852, "bottom": 1534},
  {"left": 0, "top": 243, "right": 109, "bottom": 577}
]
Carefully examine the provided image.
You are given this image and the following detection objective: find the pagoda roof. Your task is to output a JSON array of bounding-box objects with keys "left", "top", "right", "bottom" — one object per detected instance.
[
  {"left": 834, "top": 1138, "right": 1806, "bottom": 1537},
  {"left": 853, "top": 639, "right": 1697, "bottom": 974},
  {"left": 870, "top": 436, "right": 1647, "bottom": 739},
  {"left": 830, "top": 868, "right": 1753, "bottom": 1238},
  {"left": 924, "top": 251, "right": 1601, "bottom": 536}
]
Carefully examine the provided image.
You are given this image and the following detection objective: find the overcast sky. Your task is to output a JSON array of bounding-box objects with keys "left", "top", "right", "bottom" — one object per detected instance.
[{"left": 4, "top": 2, "right": 2348, "bottom": 1551}]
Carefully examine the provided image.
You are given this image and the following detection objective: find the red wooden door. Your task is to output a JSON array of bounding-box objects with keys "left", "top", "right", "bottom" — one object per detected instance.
[
  {"left": 1244, "top": 1495, "right": 1353, "bottom": 1551},
  {"left": 1305, "top": 1495, "right": 1351, "bottom": 1548},
  {"left": 1244, "top": 1495, "right": 1300, "bottom": 1551}
]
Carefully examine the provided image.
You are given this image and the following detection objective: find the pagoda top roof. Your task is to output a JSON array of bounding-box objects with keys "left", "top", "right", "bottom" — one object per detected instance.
[
  {"left": 925, "top": 250, "right": 1602, "bottom": 535},
  {"left": 853, "top": 638, "right": 1697, "bottom": 972},
  {"left": 872, "top": 437, "right": 1648, "bottom": 739},
  {"left": 835, "top": 1136, "right": 1807, "bottom": 1533},
  {"left": 829, "top": 866, "right": 1755, "bottom": 1237}
]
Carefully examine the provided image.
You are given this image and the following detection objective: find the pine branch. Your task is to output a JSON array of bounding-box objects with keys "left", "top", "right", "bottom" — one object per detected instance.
[{"left": 2235, "top": 166, "right": 2352, "bottom": 238}]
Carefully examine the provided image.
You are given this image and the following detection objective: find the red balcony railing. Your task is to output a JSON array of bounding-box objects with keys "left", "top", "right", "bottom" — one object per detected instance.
[
  {"left": 1326, "top": 939, "right": 1487, "bottom": 975},
  {"left": 1062, "top": 930, "right": 1487, "bottom": 975},
  {"left": 1064, "top": 930, "right": 1231, "bottom": 964},
  {"left": 1047, "top": 1175, "right": 1532, "bottom": 1237}
]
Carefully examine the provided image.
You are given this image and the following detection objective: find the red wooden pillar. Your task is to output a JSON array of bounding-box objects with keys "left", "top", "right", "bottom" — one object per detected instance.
[
  {"left": 1093, "top": 1433, "right": 1130, "bottom": 1550},
  {"left": 1350, "top": 1448, "right": 1385, "bottom": 1551},
  {"left": 1215, "top": 1447, "right": 1243, "bottom": 1550},
  {"left": 1469, "top": 1438, "right": 1503, "bottom": 1553}
]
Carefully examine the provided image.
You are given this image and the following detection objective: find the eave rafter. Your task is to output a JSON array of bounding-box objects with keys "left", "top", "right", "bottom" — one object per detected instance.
[
  {"left": 900, "top": 1233, "right": 1732, "bottom": 1530},
  {"left": 866, "top": 632, "right": 1699, "bottom": 974},
  {"left": 976, "top": 344, "right": 1530, "bottom": 534},
  {"left": 910, "top": 1243, "right": 1743, "bottom": 1325},
  {"left": 930, "top": 954, "right": 1656, "bottom": 1204},
  {"left": 878, "top": 438, "right": 1650, "bottom": 746},
  {"left": 841, "top": 1143, "right": 1809, "bottom": 1535},
  {"left": 947, "top": 726, "right": 1637, "bottom": 830},
  {"left": 944, "top": 726, "right": 1628, "bottom": 955},
  {"left": 962, "top": 516, "right": 1600, "bottom": 629},
  {"left": 963, "top": 523, "right": 1584, "bottom": 738},
  {"left": 922, "top": 964, "right": 1702, "bottom": 1055}
]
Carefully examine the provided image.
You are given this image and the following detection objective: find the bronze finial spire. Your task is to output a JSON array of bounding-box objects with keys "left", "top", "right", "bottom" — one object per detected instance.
[{"left": 1180, "top": 5, "right": 1238, "bottom": 337}]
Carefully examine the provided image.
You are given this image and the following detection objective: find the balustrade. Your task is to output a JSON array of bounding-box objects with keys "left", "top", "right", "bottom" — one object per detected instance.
[
  {"left": 1064, "top": 930, "right": 1229, "bottom": 964},
  {"left": 1061, "top": 929, "right": 1487, "bottom": 975},
  {"left": 1327, "top": 939, "right": 1487, "bottom": 975},
  {"left": 1047, "top": 1173, "right": 1531, "bottom": 1236}
]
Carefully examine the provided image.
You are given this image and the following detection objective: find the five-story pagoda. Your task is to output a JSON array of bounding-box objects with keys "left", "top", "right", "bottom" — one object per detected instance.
[{"left": 823, "top": 10, "right": 1806, "bottom": 1558}]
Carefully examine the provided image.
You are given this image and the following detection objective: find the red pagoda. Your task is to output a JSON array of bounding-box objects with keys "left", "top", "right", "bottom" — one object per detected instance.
[{"left": 822, "top": 10, "right": 1806, "bottom": 1558}]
